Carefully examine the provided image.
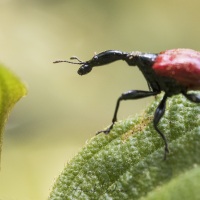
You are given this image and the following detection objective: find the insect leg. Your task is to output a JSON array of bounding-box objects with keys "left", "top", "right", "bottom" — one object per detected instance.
[
  {"left": 182, "top": 92, "right": 200, "bottom": 103},
  {"left": 97, "top": 90, "right": 159, "bottom": 135},
  {"left": 153, "top": 94, "right": 169, "bottom": 160}
]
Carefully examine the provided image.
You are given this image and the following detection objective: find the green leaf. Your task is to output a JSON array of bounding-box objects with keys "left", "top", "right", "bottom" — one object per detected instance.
[
  {"left": 141, "top": 166, "right": 200, "bottom": 200},
  {"left": 49, "top": 94, "right": 200, "bottom": 200},
  {"left": 0, "top": 64, "right": 27, "bottom": 160}
]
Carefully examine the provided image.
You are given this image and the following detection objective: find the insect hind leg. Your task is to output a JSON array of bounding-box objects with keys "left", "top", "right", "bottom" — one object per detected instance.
[{"left": 182, "top": 92, "right": 200, "bottom": 103}]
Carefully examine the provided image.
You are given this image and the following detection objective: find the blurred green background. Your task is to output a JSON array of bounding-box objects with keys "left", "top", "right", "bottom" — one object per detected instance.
[{"left": 0, "top": 0, "right": 200, "bottom": 199}]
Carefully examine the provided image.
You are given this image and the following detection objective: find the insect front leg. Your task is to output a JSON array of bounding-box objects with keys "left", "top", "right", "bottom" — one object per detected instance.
[{"left": 97, "top": 90, "right": 159, "bottom": 135}]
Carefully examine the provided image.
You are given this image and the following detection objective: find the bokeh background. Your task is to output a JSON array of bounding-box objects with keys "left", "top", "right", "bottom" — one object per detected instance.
[{"left": 0, "top": 1, "right": 200, "bottom": 199}]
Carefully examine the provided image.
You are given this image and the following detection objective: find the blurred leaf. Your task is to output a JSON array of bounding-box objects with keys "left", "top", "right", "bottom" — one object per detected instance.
[
  {"left": 49, "top": 94, "right": 200, "bottom": 200},
  {"left": 0, "top": 64, "right": 27, "bottom": 160},
  {"left": 141, "top": 166, "right": 200, "bottom": 200}
]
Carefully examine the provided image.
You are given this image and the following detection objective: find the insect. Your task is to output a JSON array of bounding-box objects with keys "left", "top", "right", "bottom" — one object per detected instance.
[{"left": 54, "top": 49, "right": 200, "bottom": 159}]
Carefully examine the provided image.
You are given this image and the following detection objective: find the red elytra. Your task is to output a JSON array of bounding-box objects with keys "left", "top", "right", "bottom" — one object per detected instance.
[{"left": 153, "top": 49, "right": 200, "bottom": 90}]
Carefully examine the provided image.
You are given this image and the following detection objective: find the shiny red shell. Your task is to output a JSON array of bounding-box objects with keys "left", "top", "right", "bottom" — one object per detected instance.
[{"left": 152, "top": 49, "right": 200, "bottom": 90}]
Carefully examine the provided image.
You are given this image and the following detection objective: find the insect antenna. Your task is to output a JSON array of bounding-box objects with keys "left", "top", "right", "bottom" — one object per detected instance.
[{"left": 53, "top": 56, "right": 85, "bottom": 64}]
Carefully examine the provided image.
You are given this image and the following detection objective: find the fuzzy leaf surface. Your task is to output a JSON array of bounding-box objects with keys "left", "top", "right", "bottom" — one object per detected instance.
[{"left": 49, "top": 94, "right": 200, "bottom": 200}]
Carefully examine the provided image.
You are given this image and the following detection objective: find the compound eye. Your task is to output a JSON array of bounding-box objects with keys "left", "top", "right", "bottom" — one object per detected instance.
[
  {"left": 77, "top": 64, "right": 92, "bottom": 75},
  {"left": 93, "top": 55, "right": 98, "bottom": 60}
]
